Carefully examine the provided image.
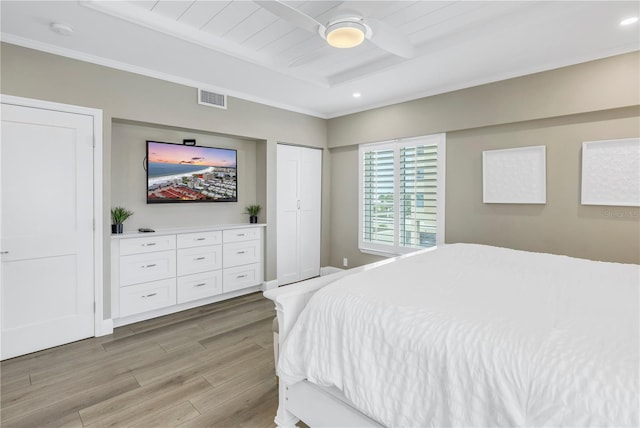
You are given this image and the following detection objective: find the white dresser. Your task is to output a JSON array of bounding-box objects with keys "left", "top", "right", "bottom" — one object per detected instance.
[{"left": 111, "top": 224, "right": 264, "bottom": 326}]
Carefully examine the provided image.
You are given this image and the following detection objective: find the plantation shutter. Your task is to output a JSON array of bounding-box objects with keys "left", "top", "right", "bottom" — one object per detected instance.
[
  {"left": 400, "top": 144, "right": 438, "bottom": 248},
  {"left": 362, "top": 148, "right": 395, "bottom": 246},
  {"left": 359, "top": 133, "right": 445, "bottom": 255}
]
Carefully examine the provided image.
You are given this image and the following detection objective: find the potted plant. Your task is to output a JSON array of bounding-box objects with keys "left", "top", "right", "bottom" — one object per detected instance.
[
  {"left": 245, "top": 205, "right": 261, "bottom": 224},
  {"left": 111, "top": 206, "right": 134, "bottom": 234}
]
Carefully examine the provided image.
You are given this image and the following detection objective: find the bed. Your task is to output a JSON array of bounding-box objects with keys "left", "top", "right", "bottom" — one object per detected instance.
[{"left": 263, "top": 243, "right": 639, "bottom": 427}]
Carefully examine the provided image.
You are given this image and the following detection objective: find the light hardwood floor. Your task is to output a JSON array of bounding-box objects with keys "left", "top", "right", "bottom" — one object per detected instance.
[{"left": 1, "top": 292, "right": 278, "bottom": 427}]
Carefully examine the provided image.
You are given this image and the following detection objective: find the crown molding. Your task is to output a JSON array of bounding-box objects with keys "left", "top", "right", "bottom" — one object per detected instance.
[{"left": 1, "top": 33, "right": 328, "bottom": 119}]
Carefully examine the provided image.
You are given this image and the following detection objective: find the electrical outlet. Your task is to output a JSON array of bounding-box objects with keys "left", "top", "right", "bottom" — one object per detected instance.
[{"left": 343, "top": 258, "right": 348, "bottom": 267}]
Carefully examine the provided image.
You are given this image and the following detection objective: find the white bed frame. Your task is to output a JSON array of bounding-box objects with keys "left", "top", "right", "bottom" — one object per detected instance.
[{"left": 263, "top": 251, "right": 428, "bottom": 427}]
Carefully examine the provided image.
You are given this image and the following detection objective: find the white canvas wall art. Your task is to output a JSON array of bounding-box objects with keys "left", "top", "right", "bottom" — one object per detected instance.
[
  {"left": 581, "top": 138, "right": 640, "bottom": 206},
  {"left": 483, "top": 145, "right": 546, "bottom": 204}
]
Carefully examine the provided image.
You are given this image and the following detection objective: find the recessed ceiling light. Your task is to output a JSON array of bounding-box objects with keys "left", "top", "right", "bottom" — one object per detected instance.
[
  {"left": 619, "top": 16, "right": 638, "bottom": 26},
  {"left": 353, "top": 92, "right": 361, "bottom": 98},
  {"left": 50, "top": 22, "right": 74, "bottom": 36}
]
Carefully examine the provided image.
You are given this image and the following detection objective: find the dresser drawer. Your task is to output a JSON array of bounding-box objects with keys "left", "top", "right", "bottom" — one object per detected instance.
[
  {"left": 120, "top": 250, "right": 176, "bottom": 286},
  {"left": 223, "top": 240, "right": 260, "bottom": 268},
  {"left": 120, "top": 235, "right": 176, "bottom": 255},
  {"left": 223, "top": 227, "right": 261, "bottom": 243},
  {"left": 120, "top": 278, "right": 176, "bottom": 317},
  {"left": 177, "top": 245, "right": 222, "bottom": 276},
  {"left": 177, "top": 231, "right": 222, "bottom": 249},
  {"left": 223, "top": 263, "right": 261, "bottom": 293},
  {"left": 177, "top": 271, "right": 222, "bottom": 304}
]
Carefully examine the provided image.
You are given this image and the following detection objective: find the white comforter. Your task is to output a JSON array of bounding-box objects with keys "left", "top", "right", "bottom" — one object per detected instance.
[{"left": 278, "top": 244, "right": 639, "bottom": 427}]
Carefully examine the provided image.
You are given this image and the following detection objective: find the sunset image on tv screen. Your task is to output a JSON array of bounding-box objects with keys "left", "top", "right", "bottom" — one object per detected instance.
[{"left": 147, "top": 141, "right": 237, "bottom": 203}]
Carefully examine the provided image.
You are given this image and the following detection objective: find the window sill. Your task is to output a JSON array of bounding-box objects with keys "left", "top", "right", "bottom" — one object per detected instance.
[
  {"left": 358, "top": 243, "right": 444, "bottom": 257},
  {"left": 359, "top": 246, "right": 418, "bottom": 258},
  {"left": 359, "top": 247, "right": 398, "bottom": 258},
  {"left": 361, "top": 244, "right": 444, "bottom": 261}
]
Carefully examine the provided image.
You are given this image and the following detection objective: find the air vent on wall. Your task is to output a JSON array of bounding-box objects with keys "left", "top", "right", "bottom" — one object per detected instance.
[{"left": 198, "top": 89, "right": 227, "bottom": 110}]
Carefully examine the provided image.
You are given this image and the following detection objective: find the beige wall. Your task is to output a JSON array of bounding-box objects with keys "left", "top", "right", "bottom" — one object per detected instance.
[
  {"left": 0, "top": 42, "right": 330, "bottom": 318},
  {"left": 2, "top": 41, "right": 639, "bottom": 320},
  {"left": 329, "top": 145, "right": 384, "bottom": 268},
  {"left": 111, "top": 120, "right": 259, "bottom": 230},
  {"left": 328, "top": 52, "right": 640, "bottom": 147},
  {"left": 328, "top": 53, "right": 640, "bottom": 268},
  {"left": 446, "top": 107, "right": 640, "bottom": 264}
]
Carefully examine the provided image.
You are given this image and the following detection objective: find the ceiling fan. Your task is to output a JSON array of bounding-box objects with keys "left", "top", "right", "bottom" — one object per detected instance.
[{"left": 254, "top": 1, "right": 415, "bottom": 59}]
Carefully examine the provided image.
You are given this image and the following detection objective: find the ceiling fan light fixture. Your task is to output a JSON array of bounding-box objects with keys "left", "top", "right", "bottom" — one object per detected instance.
[{"left": 325, "top": 21, "right": 366, "bottom": 48}]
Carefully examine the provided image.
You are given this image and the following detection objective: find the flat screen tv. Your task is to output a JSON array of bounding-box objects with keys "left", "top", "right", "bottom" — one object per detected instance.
[{"left": 146, "top": 140, "right": 237, "bottom": 203}]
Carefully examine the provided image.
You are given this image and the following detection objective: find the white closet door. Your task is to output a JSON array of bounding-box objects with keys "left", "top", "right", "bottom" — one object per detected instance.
[
  {"left": 298, "top": 148, "right": 321, "bottom": 281},
  {"left": 277, "top": 144, "right": 301, "bottom": 285},
  {"left": 277, "top": 144, "right": 321, "bottom": 286},
  {"left": 1, "top": 104, "right": 95, "bottom": 360}
]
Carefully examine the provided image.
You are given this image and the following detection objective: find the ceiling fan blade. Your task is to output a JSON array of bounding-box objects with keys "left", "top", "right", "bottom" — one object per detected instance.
[
  {"left": 254, "top": 1, "right": 325, "bottom": 34},
  {"left": 336, "top": 1, "right": 390, "bottom": 18},
  {"left": 366, "top": 18, "right": 415, "bottom": 59}
]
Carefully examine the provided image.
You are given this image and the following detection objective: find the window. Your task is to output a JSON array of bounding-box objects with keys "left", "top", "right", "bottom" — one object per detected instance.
[{"left": 359, "top": 134, "right": 445, "bottom": 255}]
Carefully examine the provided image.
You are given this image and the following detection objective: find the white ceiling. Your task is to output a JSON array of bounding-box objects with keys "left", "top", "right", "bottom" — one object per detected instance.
[{"left": 1, "top": 1, "right": 639, "bottom": 118}]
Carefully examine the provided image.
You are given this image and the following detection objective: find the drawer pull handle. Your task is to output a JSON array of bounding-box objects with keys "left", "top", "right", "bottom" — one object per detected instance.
[
  {"left": 237, "top": 251, "right": 246, "bottom": 255},
  {"left": 237, "top": 274, "right": 247, "bottom": 279},
  {"left": 142, "top": 264, "right": 157, "bottom": 268},
  {"left": 143, "top": 293, "right": 157, "bottom": 298},
  {"left": 195, "top": 283, "right": 206, "bottom": 287},
  {"left": 195, "top": 238, "right": 206, "bottom": 241},
  {"left": 194, "top": 257, "right": 206, "bottom": 261},
  {"left": 143, "top": 243, "right": 156, "bottom": 247},
  {"left": 237, "top": 233, "right": 246, "bottom": 236}
]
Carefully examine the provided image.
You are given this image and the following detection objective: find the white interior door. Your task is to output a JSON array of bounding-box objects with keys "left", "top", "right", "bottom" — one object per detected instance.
[
  {"left": 277, "top": 144, "right": 321, "bottom": 286},
  {"left": 1, "top": 103, "right": 95, "bottom": 360},
  {"left": 298, "top": 148, "right": 321, "bottom": 281},
  {"left": 277, "top": 144, "right": 300, "bottom": 285}
]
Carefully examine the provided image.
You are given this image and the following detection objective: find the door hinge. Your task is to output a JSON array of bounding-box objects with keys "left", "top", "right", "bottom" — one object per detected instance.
[
  {"left": 93, "top": 302, "right": 96, "bottom": 312},
  {"left": 92, "top": 137, "right": 96, "bottom": 148},
  {"left": 93, "top": 218, "right": 95, "bottom": 231}
]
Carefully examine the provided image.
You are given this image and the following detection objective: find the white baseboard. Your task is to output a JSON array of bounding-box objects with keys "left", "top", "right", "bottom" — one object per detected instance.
[
  {"left": 262, "top": 279, "right": 278, "bottom": 291},
  {"left": 96, "top": 318, "right": 114, "bottom": 337},
  {"left": 320, "top": 266, "right": 344, "bottom": 276}
]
